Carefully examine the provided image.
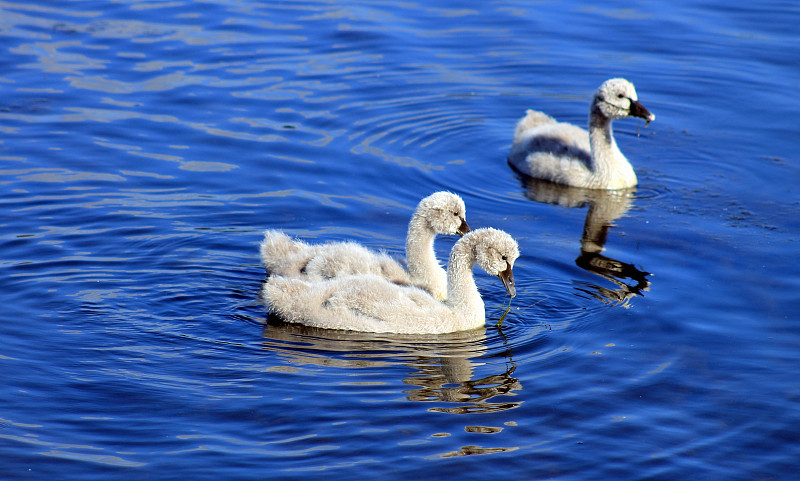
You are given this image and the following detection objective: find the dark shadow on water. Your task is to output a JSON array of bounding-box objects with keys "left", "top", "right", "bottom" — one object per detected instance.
[{"left": 518, "top": 176, "right": 651, "bottom": 306}]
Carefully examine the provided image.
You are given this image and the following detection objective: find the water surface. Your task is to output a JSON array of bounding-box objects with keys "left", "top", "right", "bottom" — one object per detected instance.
[{"left": 1, "top": 0, "right": 799, "bottom": 480}]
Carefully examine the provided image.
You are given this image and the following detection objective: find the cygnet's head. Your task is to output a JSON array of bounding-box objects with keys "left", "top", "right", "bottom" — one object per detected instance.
[
  {"left": 593, "top": 78, "right": 656, "bottom": 123},
  {"left": 470, "top": 228, "right": 520, "bottom": 298},
  {"left": 417, "top": 191, "right": 470, "bottom": 236}
]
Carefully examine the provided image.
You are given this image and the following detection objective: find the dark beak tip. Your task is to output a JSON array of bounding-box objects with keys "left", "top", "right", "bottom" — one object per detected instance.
[
  {"left": 629, "top": 99, "right": 655, "bottom": 123},
  {"left": 457, "top": 220, "right": 471, "bottom": 237},
  {"left": 499, "top": 266, "right": 516, "bottom": 298}
]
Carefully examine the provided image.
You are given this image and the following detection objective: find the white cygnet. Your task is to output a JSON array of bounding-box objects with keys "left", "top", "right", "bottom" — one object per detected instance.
[
  {"left": 259, "top": 191, "right": 470, "bottom": 300},
  {"left": 508, "top": 78, "right": 655, "bottom": 190},
  {"left": 263, "top": 228, "right": 519, "bottom": 334}
]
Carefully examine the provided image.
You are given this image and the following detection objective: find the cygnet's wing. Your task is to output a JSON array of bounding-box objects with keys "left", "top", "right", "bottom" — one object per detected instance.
[
  {"left": 508, "top": 121, "right": 594, "bottom": 185},
  {"left": 304, "top": 242, "right": 411, "bottom": 284},
  {"left": 260, "top": 230, "right": 317, "bottom": 277}
]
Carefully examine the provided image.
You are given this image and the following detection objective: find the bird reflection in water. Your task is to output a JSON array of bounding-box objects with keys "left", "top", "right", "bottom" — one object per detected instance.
[
  {"left": 261, "top": 318, "right": 522, "bottom": 414},
  {"left": 404, "top": 364, "right": 521, "bottom": 414},
  {"left": 519, "top": 177, "right": 651, "bottom": 306}
]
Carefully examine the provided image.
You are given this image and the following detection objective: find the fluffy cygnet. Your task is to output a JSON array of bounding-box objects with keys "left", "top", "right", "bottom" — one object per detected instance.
[
  {"left": 259, "top": 192, "right": 470, "bottom": 299},
  {"left": 508, "top": 78, "right": 655, "bottom": 190},
  {"left": 263, "top": 228, "right": 519, "bottom": 334}
]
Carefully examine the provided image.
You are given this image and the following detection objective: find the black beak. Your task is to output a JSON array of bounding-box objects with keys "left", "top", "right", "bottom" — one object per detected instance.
[
  {"left": 629, "top": 99, "right": 655, "bottom": 123},
  {"left": 498, "top": 263, "right": 516, "bottom": 298},
  {"left": 457, "top": 218, "right": 471, "bottom": 237}
]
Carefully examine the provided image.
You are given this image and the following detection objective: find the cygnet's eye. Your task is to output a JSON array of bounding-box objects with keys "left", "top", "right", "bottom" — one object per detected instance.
[
  {"left": 501, "top": 255, "right": 508, "bottom": 261},
  {"left": 617, "top": 93, "right": 625, "bottom": 99},
  {"left": 452, "top": 211, "right": 459, "bottom": 217}
]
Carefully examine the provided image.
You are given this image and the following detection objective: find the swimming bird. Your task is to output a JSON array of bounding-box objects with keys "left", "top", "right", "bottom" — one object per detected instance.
[
  {"left": 263, "top": 228, "right": 519, "bottom": 334},
  {"left": 259, "top": 191, "right": 470, "bottom": 299},
  {"left": 508, "top": 78, "right": 655, "bottom": 190}
]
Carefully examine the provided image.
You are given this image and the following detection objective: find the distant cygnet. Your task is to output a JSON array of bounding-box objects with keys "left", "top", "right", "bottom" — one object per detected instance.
[
  {"left": 508, "top": 78, "right": 655, "bottom": 190},
  {"left": 259, "top": 192, "right": 470, "bottom": 300},
  {"left": 263, "top": 228, "right": 519, "bottom": 334}
]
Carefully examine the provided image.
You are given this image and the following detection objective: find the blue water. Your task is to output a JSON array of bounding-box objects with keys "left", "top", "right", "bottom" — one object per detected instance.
[{"left": 1, "top": 0, "right": 799, "bottom": 479}]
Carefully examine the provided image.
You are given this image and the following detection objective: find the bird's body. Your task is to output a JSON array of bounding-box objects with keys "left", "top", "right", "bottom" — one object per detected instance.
[
  {"left": 508, "top": 78, "right": 655, "bottom": 190},
  {"left": 259, "top": 192, "right": 469, "bottom": 299},
  {"left": 263, "top": 228, "right": 519, "bottom": 334}
]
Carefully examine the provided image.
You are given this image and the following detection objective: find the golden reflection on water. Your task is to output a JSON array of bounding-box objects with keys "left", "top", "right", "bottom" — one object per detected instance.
[{"left": 437, "top": 444, "right": 519, "bottom": 458}]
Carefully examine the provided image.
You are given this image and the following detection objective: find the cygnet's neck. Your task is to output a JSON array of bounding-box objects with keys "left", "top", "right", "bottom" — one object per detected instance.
[
  {"left": 445, "top": 235, "right": 484, "bottom": 315},
  {"left": 405, "top": 211, "right": 439, "bottom": 283},
  {"left": 587, "top": 104, "right": 636, "bottom": 188}
]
